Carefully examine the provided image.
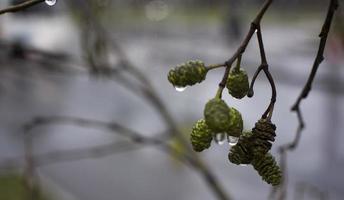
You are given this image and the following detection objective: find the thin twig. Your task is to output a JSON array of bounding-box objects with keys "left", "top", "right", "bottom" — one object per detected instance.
[
  {"left": 274, "top": 0, "right": 339, "bottom": 199},
  {"left": 291, "top": 0, "right": 339, "bottom": 111},
  {"left": 0, "top": 0, "right": 44, "bottom": 15},
  {"left": 279, "top": 0, "right": 338, "bottom": 176},
  {"left": 250, "top": 25, "right": 277, "bottom": 119},
  {"left": 206, "top": 63, "right": 227, "bottom": 70},
  {"left": 247, "top": 65, "right": 264, "bottom": 98},
  {"left": 218, "top": 0, "right": 273, "bottom": 93}
]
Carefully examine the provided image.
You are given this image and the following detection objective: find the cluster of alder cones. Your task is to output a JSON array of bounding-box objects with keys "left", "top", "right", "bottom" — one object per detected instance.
[{"left": 168, "top": 60, "right": 282, "bottom": 186}]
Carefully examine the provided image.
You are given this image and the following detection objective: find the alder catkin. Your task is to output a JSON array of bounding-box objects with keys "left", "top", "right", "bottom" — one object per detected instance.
[
  {"left": 251, "top": 118, "right": 277, "bottom": 158},
  {"left": 251, "top": 153, "right": 282, "bottom": 186},
  {"left": 228, "top": 131, "right": 253, "bottom": 165},
  {"left": 204, "top": 98, "right": 231, "bottom": 133},
  {"left": 190, "top": 119, "right": 213, "bottom": 152},
  {"left": 168, "top": 60, "right": 207, "bottom": 87},
  {"left": 226, "top": 68, "right": 250, "bottom": 99},
  {"left": 227, "top": 107, "right": 243, "bottom": 137}
]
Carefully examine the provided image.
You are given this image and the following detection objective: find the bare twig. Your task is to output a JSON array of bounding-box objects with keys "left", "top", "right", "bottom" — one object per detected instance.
[
  {"left": 0, "top": 0, "right": 45, "bottom": 15},
  {"left": 218, "top": 0, "right": 273, "bottom": 93},
  {"left": 291, "top": 0, "right": 339, "bottom": 111},
  {"left": 206, "top": 63, "right": 227, "bottom": 70},
  {"left": 249, "top": 25, "right": 277, "bottom": 119},
  {"left": 273, "top": 0, "right": 339, "bottom": 199}
]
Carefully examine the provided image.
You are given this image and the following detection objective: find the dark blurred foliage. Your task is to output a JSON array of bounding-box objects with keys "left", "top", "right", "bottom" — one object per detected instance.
[{"left": 0, "top": 174, "right": 49, "bottom": 200}]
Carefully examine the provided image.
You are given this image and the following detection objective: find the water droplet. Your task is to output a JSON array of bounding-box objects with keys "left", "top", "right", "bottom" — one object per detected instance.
[
  {"left": 45, "top": 0, "right": 57, "bottom": 6},
  {"left": 214, "top": 133, "right": 226, "bottom": 145},
  {"left": 175, "top": 86, "right": 187, "bottom": 92},
  {"left": 240, "top": 164, "right": 248, "bottom": 167},
  {"left": 227, "top": 136, "right": 239, "bottom": 146}
]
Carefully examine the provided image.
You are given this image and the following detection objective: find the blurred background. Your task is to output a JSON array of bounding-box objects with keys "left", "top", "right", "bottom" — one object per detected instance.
[{"left": 0, "top": 0, "right": 343, "bottom": 200}]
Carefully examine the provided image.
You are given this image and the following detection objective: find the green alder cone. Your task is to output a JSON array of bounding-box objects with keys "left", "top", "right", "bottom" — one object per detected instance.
[
  {"left": 227, "top": 107, "right": 243, "bottom": 137},
  {"left": 167, "top": 60, "right": 207, "bottom": 87},
  {"left": 204, "top": 98, "right": 231, "bottom": 133},
  {"left": 251, "top": 153, "right": 282, "bottom": 186},
  {"left": 190, "top": 119, "right": 213, "bottom": 152},
  {"left": 226, "top": 68, "right": 250, "bottom": 99},
  {"left": 228, "top": 131, "right": 253, "bottom": 165},
  {"left": 251, "top": 118, "right": 276, "bottom": 158}
]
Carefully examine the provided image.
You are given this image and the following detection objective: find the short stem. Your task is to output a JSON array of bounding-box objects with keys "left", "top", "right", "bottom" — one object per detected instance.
[
  {"left": 206, "top": 63, "right": 226, "bottom": 71},
  {"left": 217, "top": 61, "right": 233, "bottom": 98},
  {"left": 233, "top": 55, "right": 242, "bottom": 72},
  {"left": 215, "top": 87, "right": 223, "bottom": 99},
  {"left": 247, "top": 65, "right": 264, "bottom": 98}
]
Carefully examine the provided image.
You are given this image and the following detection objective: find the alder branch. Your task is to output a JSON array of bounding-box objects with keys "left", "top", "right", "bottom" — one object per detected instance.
[
  {"left": 218, "top": 0, "right": 273, "bottom": 92},
  {"left": 291, "top": 0, "right": 339, "bottom": 111},
  {"left": 217, "top": 0, "right": 278, "bottom": 120},
  {"left": 249, "top": 25, "right": 277, "bottom": 119},
  {"left": 279, "top": 0, "right": 338, "bottom": 173},
  {"left": 273, "top": 0, "right": 339, "bottom": 199},
  {"left": 0, "top": 0, "right": 44, "bottom": 15}
]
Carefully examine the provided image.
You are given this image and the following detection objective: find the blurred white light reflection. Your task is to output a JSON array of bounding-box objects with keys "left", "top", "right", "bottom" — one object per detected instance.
[{"left": 145, "top": 1, "right": 170, "bottom": 21}]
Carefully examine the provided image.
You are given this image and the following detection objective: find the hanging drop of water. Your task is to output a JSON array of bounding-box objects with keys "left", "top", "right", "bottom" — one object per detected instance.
[
  {"left": 174, "top": 86, "right": 187, "bottom": 92},
  {"left": 227, "top": 136, "right": 239, "bottom": 146},
  {"left": 45, "top": 0, "right": 57, "bottom": 6},
  {"left": 214, "top": 133, "right": 226, "bottom": 145}
]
